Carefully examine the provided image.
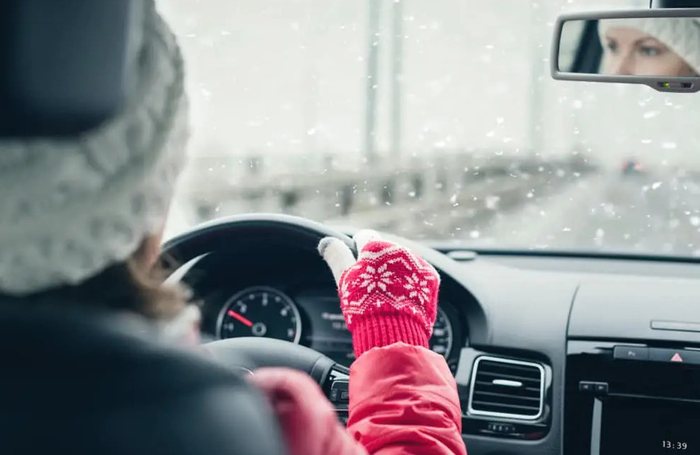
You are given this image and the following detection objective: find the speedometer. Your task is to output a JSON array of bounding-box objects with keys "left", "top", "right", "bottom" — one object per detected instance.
[
  {"left": 217, "top": 286, "right": 301, "bottom": 343},
  {"left": 429, "top": 308, "right": 453, "bottom": 357}
]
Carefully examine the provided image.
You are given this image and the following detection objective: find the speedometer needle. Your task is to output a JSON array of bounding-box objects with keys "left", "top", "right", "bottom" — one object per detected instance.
[{"left": 228, "top": 310, "right": 253, "bottom": 327}]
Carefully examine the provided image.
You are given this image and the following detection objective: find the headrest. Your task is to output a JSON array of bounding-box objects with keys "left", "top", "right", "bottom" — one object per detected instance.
[{"left": 0, "top": 0, "right": 142, "bottom": 137}]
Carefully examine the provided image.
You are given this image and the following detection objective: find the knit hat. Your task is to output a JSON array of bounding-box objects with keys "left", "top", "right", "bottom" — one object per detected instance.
[
  {"left": 598, "top": 17, "right": 700, "bottom": 74},
  {"left": 0, "top": 0, "right": 189, "bottom": 295}
]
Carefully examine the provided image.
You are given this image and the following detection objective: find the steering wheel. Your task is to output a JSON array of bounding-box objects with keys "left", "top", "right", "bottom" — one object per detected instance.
[{"left": 161, "top": 214, "right": 357, "bottom": 422}]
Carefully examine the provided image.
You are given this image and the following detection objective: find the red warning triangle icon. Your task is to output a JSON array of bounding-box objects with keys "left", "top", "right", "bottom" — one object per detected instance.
[{"left": 671, "top": 353, "right": 684, "bottom": 362}]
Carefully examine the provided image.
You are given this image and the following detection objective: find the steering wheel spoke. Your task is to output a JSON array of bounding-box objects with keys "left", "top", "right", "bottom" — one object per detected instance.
[{"left": 203, "top": 337, "right": 352, "bottom": 424}]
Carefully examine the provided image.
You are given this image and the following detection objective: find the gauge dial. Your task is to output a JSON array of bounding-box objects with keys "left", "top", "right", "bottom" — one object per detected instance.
[
  {"left": 429, "top": 308, "right": 453, "bottom": 358},
  {"left": 217, "top": 287, "right": 301, "bottom": 343}
]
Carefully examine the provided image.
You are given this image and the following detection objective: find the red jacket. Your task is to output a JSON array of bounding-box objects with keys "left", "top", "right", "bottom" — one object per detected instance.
[{"left": 251, "top": 342, "right": 467, "bottom": 455}]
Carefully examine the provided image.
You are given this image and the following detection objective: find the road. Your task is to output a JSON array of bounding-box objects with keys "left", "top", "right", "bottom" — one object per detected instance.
[
  {"left": 166, "top": 168, "right": 700, "bottom": 258},
  {"left": 468, "top": 171, "right": 700, "bottom": 257}
]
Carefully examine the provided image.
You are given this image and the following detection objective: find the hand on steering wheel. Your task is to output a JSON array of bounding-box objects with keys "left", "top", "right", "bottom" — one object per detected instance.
[
  {"left": 166, "top": 216, "right": 442, "bottom": 426},
  {"left": 318, "top": 230, "right": 441, "bottom": 357}
]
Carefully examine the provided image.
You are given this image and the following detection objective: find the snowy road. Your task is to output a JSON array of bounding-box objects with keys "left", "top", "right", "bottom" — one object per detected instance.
[
  {"left": 165, "top": 169, "right": 700, "bottom": 258},
  {"left": 470, "top": 172, "right": 700, "bottom": 256}
]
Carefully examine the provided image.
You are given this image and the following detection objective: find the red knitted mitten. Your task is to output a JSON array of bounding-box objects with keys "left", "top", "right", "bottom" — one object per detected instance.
[{"left": 318, "top": 230, "right": 440, "bottom": 358}]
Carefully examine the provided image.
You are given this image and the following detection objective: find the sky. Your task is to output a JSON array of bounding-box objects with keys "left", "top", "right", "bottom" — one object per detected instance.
[{"left": 157, "top": 0, "right": 700, "bottom": 170}]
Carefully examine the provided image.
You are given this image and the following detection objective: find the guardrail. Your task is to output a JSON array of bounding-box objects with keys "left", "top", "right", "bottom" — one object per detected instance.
[{"left": 172, "top": 150, "right": 595, "bottom": 237}]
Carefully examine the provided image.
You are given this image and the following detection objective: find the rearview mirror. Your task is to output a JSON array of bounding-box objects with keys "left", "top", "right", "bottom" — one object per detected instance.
[{"left": 552, "top": 9, "right": 700, "bottom": 92}]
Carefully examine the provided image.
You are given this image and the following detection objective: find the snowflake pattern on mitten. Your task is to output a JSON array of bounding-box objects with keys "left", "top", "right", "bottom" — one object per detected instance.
[{"left": 337, "top": 239, "right": 440, "bottom": 356}]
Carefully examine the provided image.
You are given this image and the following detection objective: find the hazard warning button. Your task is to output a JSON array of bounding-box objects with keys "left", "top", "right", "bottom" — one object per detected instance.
[{"left": 649, "top": 348, "right": 700, "bottom": 365}]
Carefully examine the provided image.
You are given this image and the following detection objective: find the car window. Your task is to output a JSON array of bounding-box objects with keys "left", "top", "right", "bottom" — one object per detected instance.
[{"left": 160, "top": 0, "right": 700, "bottom": 257}]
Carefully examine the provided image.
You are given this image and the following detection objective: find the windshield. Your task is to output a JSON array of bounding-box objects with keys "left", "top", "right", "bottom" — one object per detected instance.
[{"left": 160, "top": 0, "right": 700, "bottom": 257}]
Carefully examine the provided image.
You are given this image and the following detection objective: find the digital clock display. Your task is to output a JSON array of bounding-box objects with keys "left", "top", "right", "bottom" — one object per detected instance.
[
  {"left": 600, "top": 397, "right": 700, "bottom": 455},
  {"left": 661, "top": 441, "right": 688, "bottom": 451}
]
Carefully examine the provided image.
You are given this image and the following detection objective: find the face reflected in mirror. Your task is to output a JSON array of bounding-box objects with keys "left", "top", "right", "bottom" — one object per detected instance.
[
  {"left": 558, "top": 17, "right": 700, "bottom": 78},
  {"left": 600, "top": 22, "right": 698, "bottom": 77}
]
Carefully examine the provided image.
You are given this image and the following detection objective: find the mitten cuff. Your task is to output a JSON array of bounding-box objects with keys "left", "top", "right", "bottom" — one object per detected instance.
[{"left": 351, "top": 313, "right": 429, "bottom": 358}]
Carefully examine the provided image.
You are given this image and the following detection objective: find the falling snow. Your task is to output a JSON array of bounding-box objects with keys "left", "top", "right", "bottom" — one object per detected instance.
[
  {"left": 160, "top": 0, "right": 700, "bottom": 258},
  {"left": 485, "top": 196, "right": 501, "bottom": 210}
]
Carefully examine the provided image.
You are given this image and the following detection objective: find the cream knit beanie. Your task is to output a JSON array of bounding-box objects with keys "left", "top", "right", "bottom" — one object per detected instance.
[
  {"left": 0, "top": 0, "right": 189, "bottom": 294},
  {"left": 599, "top": 17, "right": 700, "bottom": 74}
]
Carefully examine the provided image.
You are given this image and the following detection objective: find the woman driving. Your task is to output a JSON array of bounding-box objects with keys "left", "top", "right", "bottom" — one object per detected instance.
[
  {"left": 0, "top": 1, "right": 466, "bottom": 454},
  {"left": 598, "top": 17, "right": 700, "bottom": 76}
]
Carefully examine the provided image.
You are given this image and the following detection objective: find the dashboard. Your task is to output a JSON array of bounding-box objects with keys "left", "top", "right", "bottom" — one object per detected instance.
[
  {"left": 212, "top": 285, "right": 459, "bottom": 370},
  {"left": 187, "top": 243, "right": 469, "bottom": 374},
  {"left": 177, "top": 230, "right": 700, "bottom": 455}
]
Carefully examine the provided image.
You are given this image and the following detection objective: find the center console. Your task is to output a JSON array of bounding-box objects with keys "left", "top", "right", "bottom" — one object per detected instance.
[{"left": 565, "top": 341, "right": 700, "bottom": 455}]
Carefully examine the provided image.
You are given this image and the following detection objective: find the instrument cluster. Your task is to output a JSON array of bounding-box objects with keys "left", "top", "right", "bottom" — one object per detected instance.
[{"left": 213, "top": 285, "right": 463, "bottom": 370}]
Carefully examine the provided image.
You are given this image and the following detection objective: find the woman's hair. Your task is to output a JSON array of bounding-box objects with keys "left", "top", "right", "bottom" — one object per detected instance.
[{"left": 10, "top": 240, "right": 189, "bottom": 321}]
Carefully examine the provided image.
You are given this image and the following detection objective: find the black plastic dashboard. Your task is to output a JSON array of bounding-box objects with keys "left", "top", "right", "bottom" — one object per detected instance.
[
  {"left": 187, "top": 247, "right": 468, "bottom": 373},
  {"left": 441, "top": 250, "right": 700, "bottom": 455},
  {"left": 175, "top": 226, "right": 700, "bottom": 455}
]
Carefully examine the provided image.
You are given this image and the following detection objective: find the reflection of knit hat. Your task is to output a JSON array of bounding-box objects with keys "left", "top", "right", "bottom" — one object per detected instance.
[
  {"left": 0, "top": 0, "right": 189, "bottom": 294},
  {"left": 598, "top": 17, "right": 700, "bottom": 74}
]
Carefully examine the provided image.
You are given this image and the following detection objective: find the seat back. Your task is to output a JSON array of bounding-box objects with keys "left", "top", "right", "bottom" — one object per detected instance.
[{"left": 0, "top": 303, "right": 287, "bottom": 455}]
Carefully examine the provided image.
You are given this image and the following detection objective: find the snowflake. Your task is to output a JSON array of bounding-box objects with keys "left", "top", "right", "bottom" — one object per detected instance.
[
  {"left": 403, "top": 272, "right": 432, "bottom": 306},
  {"left": 358, "top": 263, "right": 393, "bottom": 293}
]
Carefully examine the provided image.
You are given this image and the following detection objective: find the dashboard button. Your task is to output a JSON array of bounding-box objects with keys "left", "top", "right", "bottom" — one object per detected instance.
[
  {"left": 649, "top": 348, "right": 700, "bottom": 365},
  {"left": 649, "top": 348, "right": 681, "bottom": 363},
  {"left": 579, "top": 381, "right": 608, "bottom": 394},
  {"left": 330, "top": 380, "right": 349, "bottom": 404},
  {"left": 487, "top": 423, "right": 515, "bottom": 433},
  {"left": 613, "top": 346, "right": 649, "bottom": 361},
  {"left": 579, "top": 381, "right": 594, "bottom": 392}
]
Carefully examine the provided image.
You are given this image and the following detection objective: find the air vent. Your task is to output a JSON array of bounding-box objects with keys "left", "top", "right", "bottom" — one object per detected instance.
[{"left": 468, "top": 356, "right": 544, "bottom": 420}]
